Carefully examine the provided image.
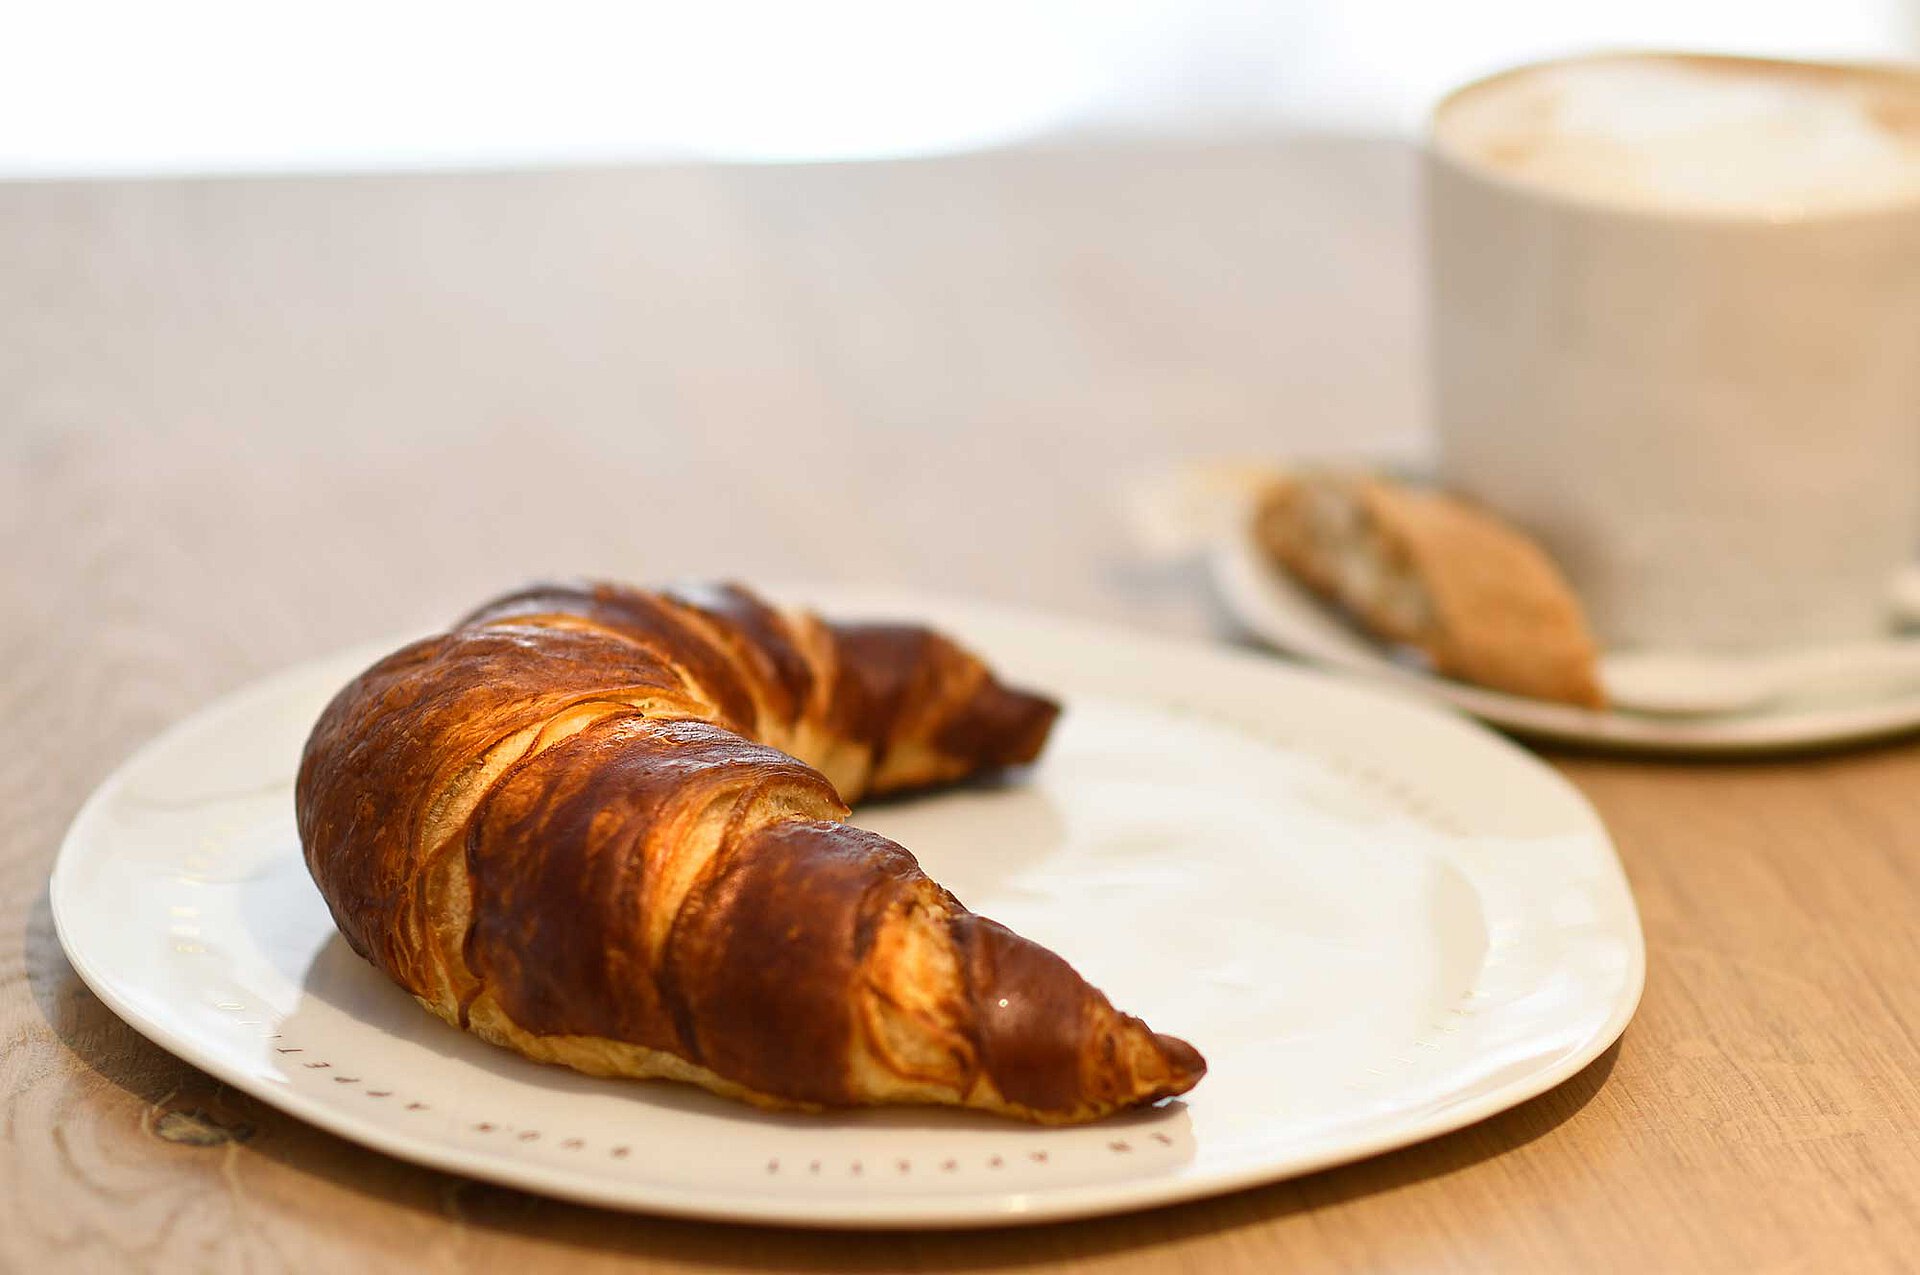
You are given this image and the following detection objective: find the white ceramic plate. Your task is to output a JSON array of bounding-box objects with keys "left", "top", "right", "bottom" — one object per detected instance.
[
  {"left": 52, "top": 590, "right": 1643, "bottom": 1229},
  {"left": 1212, "top": 531, "right": 1920, "bottom": 756}
]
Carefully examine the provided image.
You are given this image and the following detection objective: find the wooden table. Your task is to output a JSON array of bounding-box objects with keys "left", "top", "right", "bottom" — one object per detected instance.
[{"left": 4, "top": 142, "right": 1916, "bottom": 1273}]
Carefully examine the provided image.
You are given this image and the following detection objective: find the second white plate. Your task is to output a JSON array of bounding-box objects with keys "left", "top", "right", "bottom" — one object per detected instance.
[
  {"left": 52, "top": 589, "right": 1643, "bottom": 1228},
  {"left": 1212, "top": 531, "right": 1920, "bottom": 755}
]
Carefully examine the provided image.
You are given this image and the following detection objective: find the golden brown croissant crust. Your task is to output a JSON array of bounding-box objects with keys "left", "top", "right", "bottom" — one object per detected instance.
[{"left": 295, "top": 581, "right": 1204, "bottom": 1123}]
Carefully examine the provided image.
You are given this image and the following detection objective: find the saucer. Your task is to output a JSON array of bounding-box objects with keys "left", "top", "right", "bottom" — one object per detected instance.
[{"left": 1211, "top": 529, "right": 1920, "bottom": 755}]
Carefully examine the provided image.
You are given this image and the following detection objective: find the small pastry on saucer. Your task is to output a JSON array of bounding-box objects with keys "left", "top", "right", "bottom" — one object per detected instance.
[{"left": 1252, "top": 472, "right": 1606, "bottom": 709}]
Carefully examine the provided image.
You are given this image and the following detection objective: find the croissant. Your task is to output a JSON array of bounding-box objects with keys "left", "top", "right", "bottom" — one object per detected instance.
[{"left": 295, "top": 581, "right": 1205, "bottom": 1124}]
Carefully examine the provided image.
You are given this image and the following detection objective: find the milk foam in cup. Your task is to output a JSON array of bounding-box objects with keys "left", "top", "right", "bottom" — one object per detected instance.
[{"left": 1434, "top": 55, "right": 1920, "bottom": 216}]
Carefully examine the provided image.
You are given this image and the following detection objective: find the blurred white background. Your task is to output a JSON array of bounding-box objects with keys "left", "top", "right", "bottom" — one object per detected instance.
[{"left": 1, "top": 0, "right": 1916, "bottom": 175}]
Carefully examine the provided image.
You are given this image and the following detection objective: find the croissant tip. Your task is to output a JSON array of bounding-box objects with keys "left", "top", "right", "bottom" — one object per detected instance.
[
  {"left": 990, "top": 682, "right": 1064, "bottom": 767},
  {"left": 1151, "top": 1031, "right": 1208, "bottom": 1091}
]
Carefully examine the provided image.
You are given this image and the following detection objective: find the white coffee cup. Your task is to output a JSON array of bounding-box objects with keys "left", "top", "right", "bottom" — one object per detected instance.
[{"left": 1427, "top": 52, "right": 1920, "bottom": 652}]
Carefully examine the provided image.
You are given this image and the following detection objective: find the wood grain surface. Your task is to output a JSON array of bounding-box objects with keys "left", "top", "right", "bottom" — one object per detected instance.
[{"left": 3, "top": 142, "right": 1916, "bottom": 1273}]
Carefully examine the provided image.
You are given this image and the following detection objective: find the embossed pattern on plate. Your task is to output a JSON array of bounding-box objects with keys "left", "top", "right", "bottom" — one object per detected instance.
[{"left": 52, "top": 590, "right": 1643, "bottom": 1228}]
